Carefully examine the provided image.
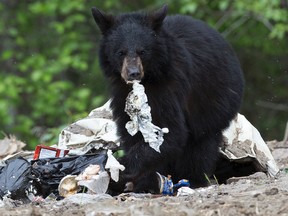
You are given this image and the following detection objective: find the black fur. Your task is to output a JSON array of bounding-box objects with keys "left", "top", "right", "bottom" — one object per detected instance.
[{"left": 92, "top": 6, "right": 244, "bottom": 192}]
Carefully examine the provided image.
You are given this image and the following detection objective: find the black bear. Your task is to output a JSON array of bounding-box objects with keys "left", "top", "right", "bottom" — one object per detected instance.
[{"left": 91, "top": 5, "right": 244, "bottom": 192}]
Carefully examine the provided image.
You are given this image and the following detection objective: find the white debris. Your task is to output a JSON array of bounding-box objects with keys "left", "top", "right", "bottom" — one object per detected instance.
[
  {"left": 176, "top": 185, "right": 216, "bottom": 197},
  {"left": 105, "top": 150, "right": 125, "bottom": 182},
  {"left": 125, "top": 81, "right": 169, "bottom": 153},
  {"left": 77, "top": 164, "right": 101, "bottom": 177},
  {"left": 77, "top": 171, "right": 110, "bottom": 194},
  {"left": 176, "top": 187, "right": 196, "bottom": 196},
  {"left": 59, "top": 165, "right": 111, "bottom": 197},
  {"left": 58, "top": 100, "right": 120, "bottom": 155},
  {"left": 221, "top": 113, "right": 279, "bottom": 177}
]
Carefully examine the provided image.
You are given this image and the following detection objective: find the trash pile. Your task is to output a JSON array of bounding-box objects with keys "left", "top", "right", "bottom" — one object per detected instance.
[
  {"left": 0, "top": 102, "right": 125, "bottom": 203},
  {"left": 0, "top": 152, "right": 108, "bottom": 202},
  {"left": 0, "top": 82, "right": 280, "bottom": 204}
]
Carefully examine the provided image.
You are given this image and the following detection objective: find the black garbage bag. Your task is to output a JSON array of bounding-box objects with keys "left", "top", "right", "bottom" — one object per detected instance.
[
  {"left": 0, "top": 157, "right": 32, "bottom": 201},
  {"left": 31, "top": 153, "right": 107, "bottom": 198}
]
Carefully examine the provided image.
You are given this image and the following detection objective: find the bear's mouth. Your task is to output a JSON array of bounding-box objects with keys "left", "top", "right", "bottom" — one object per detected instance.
[
  {"left": 126, "top": 80, "right": 136, "bottom": 85},
  {"left": 121, "top": 57, "right": 144, "bottom": 84}
]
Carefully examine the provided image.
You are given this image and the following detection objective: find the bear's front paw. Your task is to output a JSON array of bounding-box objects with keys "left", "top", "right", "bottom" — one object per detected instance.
[{"left": 117, "top": 156, "right": 142, "bottom": 180}]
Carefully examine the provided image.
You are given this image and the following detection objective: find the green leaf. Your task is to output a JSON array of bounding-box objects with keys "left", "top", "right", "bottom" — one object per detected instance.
[{"left": 1, "top": 50, "right": 13, "bottom": 60}]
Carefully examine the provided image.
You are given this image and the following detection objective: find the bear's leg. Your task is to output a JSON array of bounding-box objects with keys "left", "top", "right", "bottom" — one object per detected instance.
[
  {"left": 111, "top": 138, "right": 183, "bottom": 190},
  {"left": 173, "top": 133, "right": 222, "bottom": 188},
  {"left": 132, "top": 171, "right": 160, "bottom": 193},
  {"left": 108, "top": 167, "right": 161, "bottom": 194},
  {"left": 106, "top": 142, "right": 162, "bottom": 194}
]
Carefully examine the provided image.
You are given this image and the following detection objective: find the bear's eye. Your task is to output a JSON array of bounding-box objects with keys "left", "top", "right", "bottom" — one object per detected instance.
[
  {"left": 117, "top": 51, "right": 125, "bottom": 57},
  {"left": 138, "top": 50, "right": 146, "bottom": 56}
]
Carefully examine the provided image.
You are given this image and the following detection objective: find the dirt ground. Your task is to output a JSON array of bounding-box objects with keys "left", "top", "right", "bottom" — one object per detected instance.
[{"left": 1, "top": 140, "right": 288, "bottom": 216}]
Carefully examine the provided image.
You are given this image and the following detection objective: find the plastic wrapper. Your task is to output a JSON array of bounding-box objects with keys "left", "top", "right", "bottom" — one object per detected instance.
[
  {"left": 76, "top": 170, "right": 110, "bottom": 194},
  {"left": 0, "top": 157, "right": 32, "bottom": 201}
]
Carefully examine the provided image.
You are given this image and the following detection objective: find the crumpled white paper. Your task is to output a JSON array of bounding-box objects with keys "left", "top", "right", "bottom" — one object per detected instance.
[
  {"left": 58, "top": 100, "right": 120, "bottom": 155},
  {"left": 125, "top": 81, "right": 169, "bottom": 153}
]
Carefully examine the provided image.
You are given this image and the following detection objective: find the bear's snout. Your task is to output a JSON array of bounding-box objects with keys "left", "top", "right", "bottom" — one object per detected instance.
[
  {"left": 121, "top": 57, "right": 144, "bottom": 83},
  {"left": 127, "top": 66, "right": 141, "bottom": 80}
]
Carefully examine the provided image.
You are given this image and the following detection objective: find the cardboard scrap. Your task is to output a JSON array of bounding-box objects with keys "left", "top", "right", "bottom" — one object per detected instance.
[
  {"left": 222, "top": 113, "right": 279, "bottom": 177},
  {"left": 0, "top": 135, "right": 26, "bottom": 159},
  {"left": 58, "top": 100, "right": 120, "bottom": 155}
]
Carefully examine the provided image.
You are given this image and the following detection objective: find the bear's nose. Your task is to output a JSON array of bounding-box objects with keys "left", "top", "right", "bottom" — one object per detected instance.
[{"left": 127, "top": 67, "right": 141, "bottom": 80}]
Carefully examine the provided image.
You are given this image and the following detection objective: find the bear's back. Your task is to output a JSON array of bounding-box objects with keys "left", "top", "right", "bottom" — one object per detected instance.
[
  {"left": 162, "top": 15, "right": 243, "bottom": 87},
  {"left": 162, "top": 15, "right": 234, "bottom": 56}
]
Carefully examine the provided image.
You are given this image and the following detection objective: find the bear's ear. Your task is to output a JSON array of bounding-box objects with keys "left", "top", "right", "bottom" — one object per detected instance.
[
  {"left": 149, "top": 5, "right": 168, "bottom": 31},
  {"left": 91, "top": 7, "right": 115, "bottom": 34}
]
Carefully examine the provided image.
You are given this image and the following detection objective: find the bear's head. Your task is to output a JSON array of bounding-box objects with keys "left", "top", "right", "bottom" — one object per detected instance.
[{"left": 91, "top": 5, "right": 168, "bottom": 84}]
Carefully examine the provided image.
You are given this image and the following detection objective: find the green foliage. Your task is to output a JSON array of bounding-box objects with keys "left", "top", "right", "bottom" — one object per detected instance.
[
  {"left": 0, "top": 0, "right": 287, "bottom": 149},
  {"left": 0, "top": 1, "right": 106, "bottom": 148}
]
